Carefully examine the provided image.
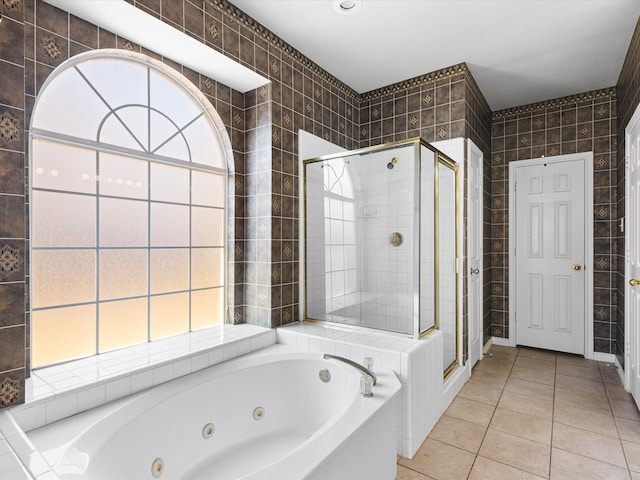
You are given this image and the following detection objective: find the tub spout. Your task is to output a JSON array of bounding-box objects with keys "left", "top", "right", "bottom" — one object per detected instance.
[{"left": 323, "top": 353, "right": 377, "bottom": 386}]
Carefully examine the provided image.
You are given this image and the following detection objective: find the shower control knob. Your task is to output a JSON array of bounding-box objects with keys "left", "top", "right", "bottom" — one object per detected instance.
[{"left": 470, "top": 268, "right": 479, "bottom": 275}]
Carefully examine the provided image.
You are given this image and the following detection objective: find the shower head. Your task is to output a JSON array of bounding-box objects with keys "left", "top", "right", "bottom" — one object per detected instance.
[{"left": 387, "top": 157, "right": 398, "bottom": 170}]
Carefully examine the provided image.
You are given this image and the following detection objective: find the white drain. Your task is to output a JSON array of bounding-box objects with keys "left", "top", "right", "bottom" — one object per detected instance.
[
  {"left": 151, "top": 457, "right": 164, "bottom": 478},
  {"left": 202, "top": 423, "right": 215, "bottom": 439},
  {"left": 253, "top": 406, "right": 265, "bottom": 421}
]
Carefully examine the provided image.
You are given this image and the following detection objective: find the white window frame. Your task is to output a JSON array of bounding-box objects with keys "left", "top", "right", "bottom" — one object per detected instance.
[{"left": 29, "top": 50, "right": 233, "bottom": 369}]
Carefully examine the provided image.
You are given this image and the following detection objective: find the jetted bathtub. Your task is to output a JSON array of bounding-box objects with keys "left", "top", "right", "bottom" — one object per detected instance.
[{"left": 28, "top": 344, "right": 401, "bottom": 479}]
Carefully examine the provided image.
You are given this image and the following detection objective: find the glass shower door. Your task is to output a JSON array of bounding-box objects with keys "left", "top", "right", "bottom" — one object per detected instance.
[{"left": 304, "top": 144, "right": 417, "bottom": 335}]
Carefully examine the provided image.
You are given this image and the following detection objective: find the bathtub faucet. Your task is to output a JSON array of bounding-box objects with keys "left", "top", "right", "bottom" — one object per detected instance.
[{"left": 323, "top": 353, "right": 377, "bottom": 386}]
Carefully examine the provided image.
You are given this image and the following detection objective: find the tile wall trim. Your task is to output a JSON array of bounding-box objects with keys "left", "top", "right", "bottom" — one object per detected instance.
[
  {"left": 493, "top": 88, "right": 617, "bottom": 119},
  {"left": 360, "top": 63, "right": 468, "bottom": 102}
]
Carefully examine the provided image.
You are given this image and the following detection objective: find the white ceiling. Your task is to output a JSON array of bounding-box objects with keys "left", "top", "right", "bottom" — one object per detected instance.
[{"left": 230, "top": 0, "right": 640, "bottom": 111}]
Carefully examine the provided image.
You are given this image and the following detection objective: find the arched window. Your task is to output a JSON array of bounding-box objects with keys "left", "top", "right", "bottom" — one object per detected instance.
[{"left": 30, "top": 50, "right": 230, "bottom": 369}]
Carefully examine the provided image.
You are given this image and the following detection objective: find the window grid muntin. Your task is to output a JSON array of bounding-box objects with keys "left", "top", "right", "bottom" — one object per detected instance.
[{"left": 30, "top": 54, "right": 227, "bottom": 367}]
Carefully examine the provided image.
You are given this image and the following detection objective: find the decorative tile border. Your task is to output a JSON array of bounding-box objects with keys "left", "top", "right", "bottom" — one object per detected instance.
[
  {"left": 493, "top": 88, "right": 617, "bottom": 120},
  {"left": 361, "top": 63, "right": 468, "bottom": 102}
]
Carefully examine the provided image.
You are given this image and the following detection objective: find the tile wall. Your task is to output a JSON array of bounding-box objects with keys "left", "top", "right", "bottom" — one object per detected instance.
[
  {"left": 0, "top": 0, "right": 363, "bottom": 407},
  {"left": 0, "top": 0, "right": 27, "bottom": 409},
  {"left": 490, "top": 88, "right": 618, "bottom": 353},
  {"left": 232, "top": 0, "right": 362, "bottom": 328},
  {"left": 1, "top": 0, "right": 635, "bottom": 410}
]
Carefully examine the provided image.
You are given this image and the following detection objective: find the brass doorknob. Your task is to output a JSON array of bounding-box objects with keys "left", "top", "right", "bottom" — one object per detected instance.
[
  {"left": 631, "top": 278, "right": 640, "bottom": 287},
  {"left": 572, "top": 264, "right": 582, "bottom": 271}
]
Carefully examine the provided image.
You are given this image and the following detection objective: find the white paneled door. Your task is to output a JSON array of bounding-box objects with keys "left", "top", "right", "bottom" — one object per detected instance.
[
  {"left": 625, "top": 105, "right": 640, "bottom": 410},
  {"left": 513, "top": 156, "right": 587, "bottom": 355},
  {"left": 467, "top": 140, "right": 483, "bottom": 368}
]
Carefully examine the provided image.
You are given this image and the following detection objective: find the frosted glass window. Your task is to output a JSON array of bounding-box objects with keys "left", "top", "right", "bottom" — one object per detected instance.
[
  {"left": 113, "top": 107, "right": 150, "bottom": 151},
  {"left": 78, "top": 59, "right": 148, "bottom": 112},
  {"left": 99, "top": 113, "right": 146, "bottom": 151},
  {"left": 150, "top": 70, "right": 200, "bottom": 128},
  {"left": 192, "top": 171, "right": 225, "bottom": 207},
  {"left": 99, "top": 152, "right": 148, "bottom": 200},
  {"left": 191, "top": 248, "right": 224, "bottom": 289},
  {"left": 150, "top": 293, "right": 189, "bottom": 340},
  {"left": 32, "top": 191, "right": 96, "bottom": 247},
  {"left": 32, "top": 305, "right": 96, "bottom": 369},
  {"left": 31, "top": 68, "right": 111, "bottom": 139},
  {"left": 154, "top": 134, "right": 190, "bottom": 162},
  {"left": 32, "top": 140, "right": 96, "bottom": 194},
  {"left": 151, "top": 203, "right": 189, "bottom": 246},
  {"left": 100, "top": 198, "right": 148, "bottom": 247},
  {"left": 32, "top": 250, "right": 96, "bottom": 308},
  {"left": 150, "top": 248, "right": 189, "bottom": 294},
  {"left": 99, "top": 249, "right": 148, "bottom": 300},
  {"left": 150, "top": 163, "right": 189, "bottom": 203},
  {"left": 192, "top": 207, "right": 224, "bottom": 246},
  {"left": 191, "top": 288, "right": 223, "bottom": 330},
  {"left": 99, "top": 298, "right": 148, "bottom": 353},
  {"left": 31, "top": 52, "right": 228, "bottom": 369},
  {"left": 150, "top": 110, "right": 183, "bottom": 157},
  {"left": 183, "top": 116, "right": 225, "bottom": 168}
]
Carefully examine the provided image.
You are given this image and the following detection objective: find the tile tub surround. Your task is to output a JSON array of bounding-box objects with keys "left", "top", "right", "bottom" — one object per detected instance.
[
  {"left": 0, "top": 410, "right": 42, "bottom": 480},
  {"left": 9, "top": 324, "right": 275, "bottom": 432},
  {"left": 0, "top": 324, "right": 275, "bottom": 479},
  {"left": 26, "top": 345, "right": 401, "bottom": 480},
  {"left": 276, "top": 321, "right": 470, "bottom": 458}
]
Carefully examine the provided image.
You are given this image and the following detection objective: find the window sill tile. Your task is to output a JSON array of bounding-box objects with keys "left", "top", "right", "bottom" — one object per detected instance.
[{"left": 9, "top": 324, "right": 275, "bottom": 433}]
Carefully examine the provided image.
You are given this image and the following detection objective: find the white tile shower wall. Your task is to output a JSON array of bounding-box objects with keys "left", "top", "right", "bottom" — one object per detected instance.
[
  {"left": 276, "top": 322, "right": 457, "bottom": 458},
  {"left": 358, "top": 146, "right": 415, "bottom": 335}
]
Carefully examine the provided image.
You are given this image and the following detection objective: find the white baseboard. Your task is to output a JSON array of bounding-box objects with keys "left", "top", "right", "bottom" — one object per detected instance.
[
  {"left": 592, "top": 352, "right": 616, "bottom": 364},
  {"left": 491, "top": 337, "right": 510, "bottom": 347},
  {"left": 483, "top": 338, "right": 493, "bottom": 354},
  {"left": 614, "top": 356, "right": 626, "bottom": 387}
]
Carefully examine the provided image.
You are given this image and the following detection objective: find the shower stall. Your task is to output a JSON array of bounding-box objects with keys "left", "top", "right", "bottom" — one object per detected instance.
[{"left": 302, "top": 138, "right": 460, "bottom": 375}]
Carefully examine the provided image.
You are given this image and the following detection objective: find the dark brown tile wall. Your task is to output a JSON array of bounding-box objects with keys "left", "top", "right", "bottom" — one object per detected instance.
[
  {"left": 0, "top": 0, "right": 365, "bottom": 406},
  {"left": 218, "top": 1, "right": 361, "bottom": 327},
  {"left": 615, "top": 15, "right": 640, "bottom": 367},
  {"left": 0, "top": 0, "right": 26, "bottom": 408},
  {"left": 491, "top": 89, "right": 618, "bottom": 353},
  {"left": 2, "top": 0, "right": 634, "bottom": 409}
]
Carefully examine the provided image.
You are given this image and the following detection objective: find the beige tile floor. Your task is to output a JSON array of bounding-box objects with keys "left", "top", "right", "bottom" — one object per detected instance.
[{"left": 396, "top": 345, "right": 640, "bottom": 480}]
